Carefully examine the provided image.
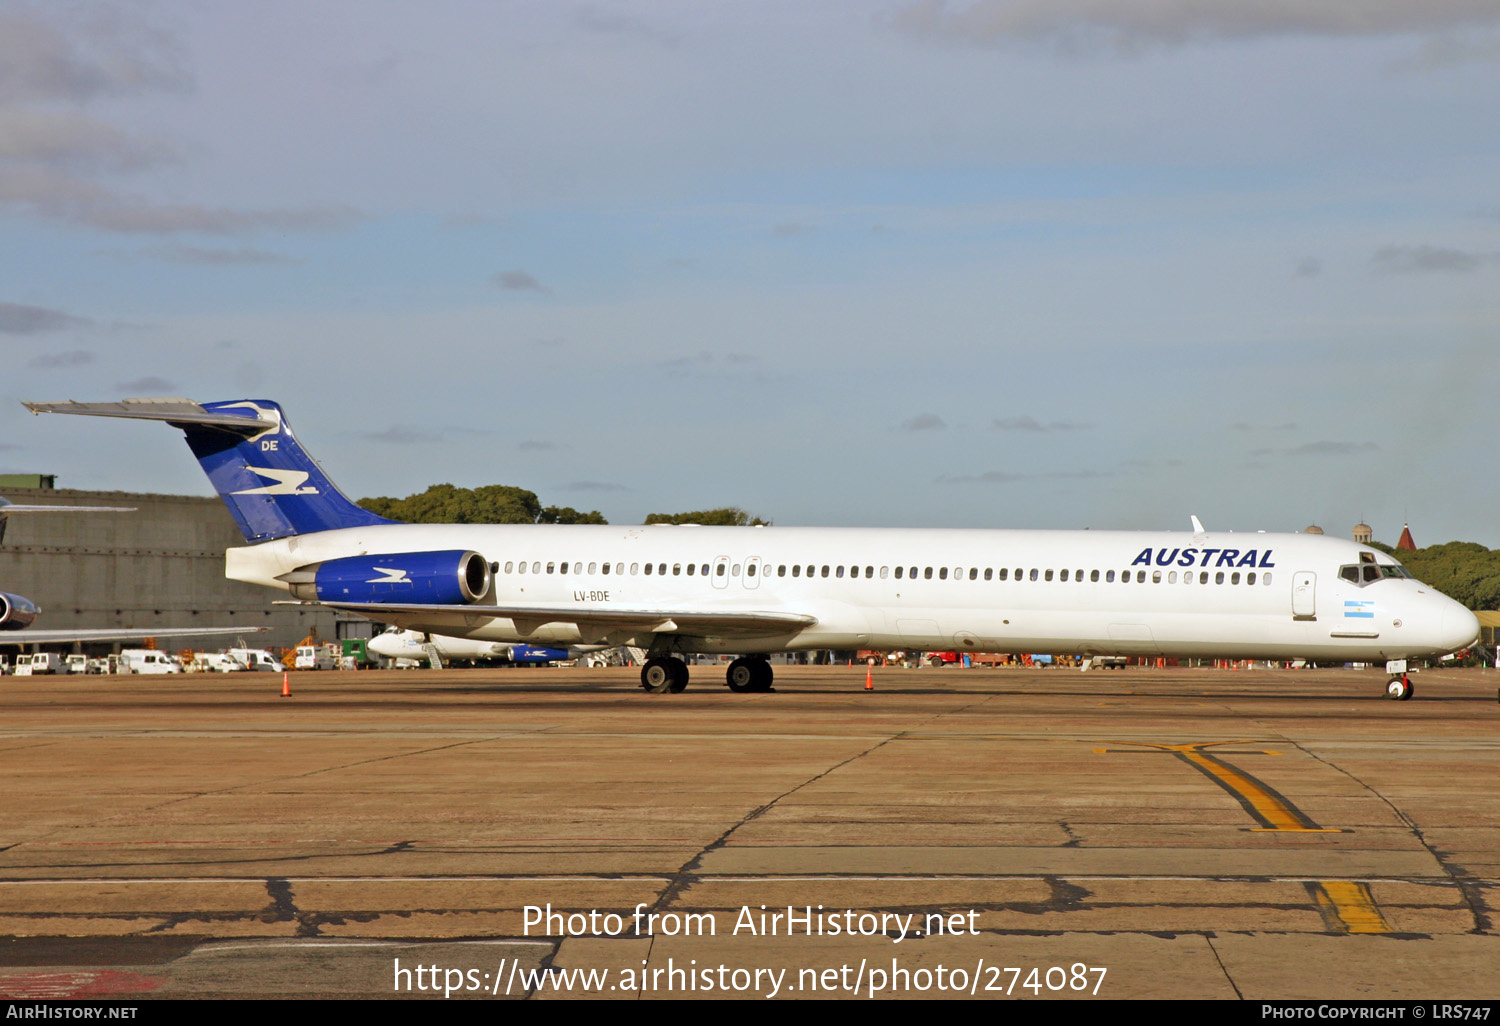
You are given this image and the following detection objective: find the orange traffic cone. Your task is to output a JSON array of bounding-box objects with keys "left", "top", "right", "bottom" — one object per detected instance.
[
  {"left": 281, "top": 672, "right": 291, "bottom": 698},
  {"left": 864, "top": 659, "right": 874, "bottom": 691}
]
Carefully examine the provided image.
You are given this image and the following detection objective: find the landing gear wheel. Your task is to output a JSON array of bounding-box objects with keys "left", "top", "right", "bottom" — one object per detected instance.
[
  {"left": 751, "top": 659, "right": 774, "bottom": 692},
  {"left": 726, "top": 657, "right": 757, "bottom": 693},
  {"left": 1385, "top": 675, "right": 1413, "bottom": 701},
  {"left": 642, "top": 657, "right": 688, "bottom": 694}
]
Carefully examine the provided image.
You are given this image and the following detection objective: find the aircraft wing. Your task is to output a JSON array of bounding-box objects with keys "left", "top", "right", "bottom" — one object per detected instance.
[
  {"left": 0, "top": 626, "right": 268, "bottom": 646},
  {"left": 316, "top": 602, "right": 817, "bottom": 643}
]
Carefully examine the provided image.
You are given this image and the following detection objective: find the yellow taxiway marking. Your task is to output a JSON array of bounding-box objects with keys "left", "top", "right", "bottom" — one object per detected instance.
[{"left": 1097, "top": 740, "right": 1391, "bottom": 934}]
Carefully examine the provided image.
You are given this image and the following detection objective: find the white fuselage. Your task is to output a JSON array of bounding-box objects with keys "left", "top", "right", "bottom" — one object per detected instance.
[{"left": 226, "top": 524, "right": 1480, "bottom": 662}]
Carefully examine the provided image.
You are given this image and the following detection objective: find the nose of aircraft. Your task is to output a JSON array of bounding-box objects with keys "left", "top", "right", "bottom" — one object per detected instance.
[{"left": 1440, "top": 600, "right": 1481, "bottom": 653}]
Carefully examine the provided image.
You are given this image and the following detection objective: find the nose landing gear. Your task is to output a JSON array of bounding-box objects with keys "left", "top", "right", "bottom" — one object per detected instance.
[{"left": 1385, "top": 674, "right": 1413, "bottom": 701}]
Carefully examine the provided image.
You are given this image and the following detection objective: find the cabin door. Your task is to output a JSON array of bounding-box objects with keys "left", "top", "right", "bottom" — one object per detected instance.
[{"left": 1291, "top": 571, "right": 1316, "bottom": 620}]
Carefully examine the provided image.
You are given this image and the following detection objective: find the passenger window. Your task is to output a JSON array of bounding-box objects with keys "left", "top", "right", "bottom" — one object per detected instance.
[
  {"left": 630, "top": 563, "right": 639, "bottom": 575},
  {"left": 686, "top": 563, "right": 695, "bottom": 576},
  {"left": 939, "top": 567, "right": 948, "bottom": 580},
  {"left": 1076, "top": 569, "right": 1083, "bottom": 581},
  {"left": 602, "top": 563, "right": 611, "bottom": 575},
  {"left": 1044, "top": 569, "right": 1054, "bottom": 582},
  {"left": 984, "top": 568, "right": 992, "bottom": 581},
  {"left": 618, "top": 563, "right": 626, "bottom": 575},
  {"left": 1106, "top": 570, "right": 1115, "bottom": 582},
  {"left": 1168, "top": 571, "right": 1177, "bottom": 583},
  {"left": 1231, "top": 572, "right": 1241, "bottom": 584},
  {"left": 837, "top": 566, "right": 845, "bottom": 578},
  {"left": 867, "top": 566, "right": 875, "bottom": 578},
  {"left": 793, "top": 565, "right": 801, "bottom": 577},
  {"left": 894, "top": 566, "right": 903, "bottom": 579},
  {"left": 969, "top": 568, "right": 978, "bottom": 581},
  {"left": 822, "top": 566, "right": 830, "bottom": 578},
  {"left": 746, "top": 563, "right": 756, "bottom": 577},
  {"left": 715, "top": 564, "right": 725, "bottom": 576},
  {"left": 1060, "top": 569, "right": 1069, "bottom": 582},
  {"left": 731, "top": 564, "right": 740, "bottom": 576},
  {"left": 547, "top": 562, "right": 556, "bottom": 574},
  {"left": 1199, "top": 571, "right": 1208, "bottom": 584},
  {"left": 644, "top": 563, "right": 653, "bottom": 575},
  {"left": 673, "top": 564, "right": 681, "bottom": 576},
  {"left": 505, "top": 561, "right": 514, "bottom": 573},
  {"left": 1263, "top": 573, "right": 1273, "bottom": 585},
  {"left": 999, "top": 568, "right": 1009, "bottom": 581},
  {"left": 1247, "top": 572, "right": 1255, "bottom": 585},
  {"left": 777, "top": 565, "right": 786, "bottom": 577},
  {"left": 880, "top": 567, "right": 889, "bottom": 579},
  {"left": 1030, "top": 569, "right": 1038, "bottom": 581},
  {"left": 924, "top": 567, "right": 933, "bottom": 579},
  {"left": 1152, "top": 571, "right": 1161, "bottom": 583},
  {"left": 1137, "top": 571, "right": 1146, "bottom": 583},
  {"left": 1090, "top": 570, "right": 1099, "bottom": 582},
  {"left": 1215, "top": 572, "right": 1225, "bottom": 584},
  {"left": 518, "top": 562, "right": 528, "bottom": 574},
  {"left": 588, "top": 562, "right": 597, "bottom": 574}
]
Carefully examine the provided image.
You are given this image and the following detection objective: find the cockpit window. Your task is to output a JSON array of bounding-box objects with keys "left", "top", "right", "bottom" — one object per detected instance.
[{"left": 1341, "top": 562, "right": 1415, "bottom": 585}]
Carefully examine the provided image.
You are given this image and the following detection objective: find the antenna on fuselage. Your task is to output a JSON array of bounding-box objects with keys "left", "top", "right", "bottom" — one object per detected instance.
[{"left": 1190, "top": 515, "right": 1206, "bottom": 534}]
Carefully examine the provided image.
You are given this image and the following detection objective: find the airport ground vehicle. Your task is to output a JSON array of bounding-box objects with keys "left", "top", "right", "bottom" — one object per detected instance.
[{"left": 120, "top": 649, "right": 184, "bottom": 674}]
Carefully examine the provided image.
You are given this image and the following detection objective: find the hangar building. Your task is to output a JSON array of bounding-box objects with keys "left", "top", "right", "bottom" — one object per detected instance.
[{"left": 0, "top": 482, "right": 355, "bottom": 652}]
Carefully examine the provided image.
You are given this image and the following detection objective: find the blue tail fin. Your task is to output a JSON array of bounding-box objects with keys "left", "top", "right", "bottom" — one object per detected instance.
[
  {"left": 183, "top": 400, "right": 392, "bottom": 543},
  {"left": 21, "top": 397, "right": 393, "bottom": 544}
]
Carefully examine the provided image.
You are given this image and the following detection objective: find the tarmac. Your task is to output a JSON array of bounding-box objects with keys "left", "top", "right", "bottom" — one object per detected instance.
[{"left": 0, "top": 662, "right": 1496, "bottom": 1001}]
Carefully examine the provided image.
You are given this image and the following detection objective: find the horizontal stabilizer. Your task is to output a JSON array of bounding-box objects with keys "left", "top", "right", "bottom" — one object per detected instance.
[{"left": 22, "top": 399, "right": 277, "bottom": 435}]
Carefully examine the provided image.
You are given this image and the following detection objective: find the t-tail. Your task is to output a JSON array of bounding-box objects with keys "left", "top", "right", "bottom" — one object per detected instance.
[{"left": 21, "top": 398, "right": 392, "bottom": 544}]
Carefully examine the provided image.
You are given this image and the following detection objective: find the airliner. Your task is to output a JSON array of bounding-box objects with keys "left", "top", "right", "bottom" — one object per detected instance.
[
  {"left": 21, "top": 398, "right": 1480, "bottom": 701},
  {"left": 366, "top": 626, "right": 571, "bottom": 668},
  {"left": 0, "top": 496, "right": 266, "bottom": 647}
]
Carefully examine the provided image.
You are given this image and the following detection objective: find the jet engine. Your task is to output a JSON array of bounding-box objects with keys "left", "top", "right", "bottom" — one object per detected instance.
[
  {"left": 281, "top": 550, "right": 492, "bottom": 605},
  {"left": 0, "top": 592, "right": 41, "bottom": 631}
]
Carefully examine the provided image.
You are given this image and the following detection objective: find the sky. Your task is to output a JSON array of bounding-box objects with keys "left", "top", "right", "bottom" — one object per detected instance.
[{"left": 3, "top": 1, "right": 1499, "bottom": 546}]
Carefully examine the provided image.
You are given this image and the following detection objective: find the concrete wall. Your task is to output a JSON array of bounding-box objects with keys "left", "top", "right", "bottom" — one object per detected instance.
[{"left": 1, "top": 487, "right": 349, "bottom": 652}]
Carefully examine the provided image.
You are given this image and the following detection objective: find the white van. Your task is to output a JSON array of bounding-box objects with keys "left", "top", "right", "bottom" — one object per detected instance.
[
  {"left": 191, "top": 652, "right": 248, "bottom": 673},
  {"left": 14, "top": 653, "right": 65, "bottom": 675},
  {"left": 120, "top": 649, "right": 184, "bottom": 674},
  {"left": 226, "top": 648, "right": 286, "bottom": 673},
  {"left": 294, "top": 644, "right": 338, "bottom": 670}
]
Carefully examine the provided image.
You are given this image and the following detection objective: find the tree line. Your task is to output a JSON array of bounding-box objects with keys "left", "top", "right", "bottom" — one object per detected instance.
[{"left": 357, "top": 483, "right": 766, "bottom": 528}]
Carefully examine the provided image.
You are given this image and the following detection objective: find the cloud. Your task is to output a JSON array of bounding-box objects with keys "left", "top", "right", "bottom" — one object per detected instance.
[
  {"left": 134, "top": 245, "right": 298, "bottom": 266},
  {"left": 1371, "top": 245, "right": 1500, "bottom": 274},
  {"left": 1232, "top": 421, "right": 1298, "bottom": 431},
  {"left": 575, "top": 5, "right": 679, "bottom": 47},
  {"left": 0, "top": 7, "right": 189, "bottom": 105},
  {"left": 519, "top": 440, "right": 558, "bottom": 451},
  {"left": 771, "top": 222, "right": 813, "bottom": 238},
  {"left": 492, "top": 269, "right": 550, "bottom": 293},
  {"left": 894, "top": 0, "right": 1500, "bottom": 52},
  {"left": 0, "top": 301, "right": 89, "bottom": 334},
  {"left": 116, "top": 376, "right": 177, "bottom": 392},
  {"left": 1250, "top": 441, "right": 1380, "bottom": 457},
  {"left": 992, "top": 415, "right": 1091, "bottom": 431},
  {"left": 938, "top": 469, "right": 1109, "bottom": 484},
  {"left": 1294, "top": 257, "right": 1322, "bottom": 278},
  {"left": 901, "top": 413, "right": 946, "bottom": 431},
  {"left": 26, "top": 349, "right": 94, "bottom": 368},
  {"left": 557, "top": 480, "right": 629, "bottom": 493},
  {"left": 361, "top": 426, "right": 443, "bottom": 445}
]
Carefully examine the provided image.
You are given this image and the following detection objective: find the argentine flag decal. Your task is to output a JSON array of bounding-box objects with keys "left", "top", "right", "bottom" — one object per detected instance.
[{"left": 1344, "top": 600, "right": 1375, "bottom": 619}]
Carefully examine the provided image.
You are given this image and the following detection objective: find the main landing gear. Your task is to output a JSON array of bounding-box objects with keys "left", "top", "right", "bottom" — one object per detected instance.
[
  {"left": 725, "top": 656, "right": 774, "bottom": 693},
  {"left": 640, "top": 657, "right": 688, "bottom": 694},
  {"left": 1385, "top": 674, "right": 1414, "bottom": 701}
]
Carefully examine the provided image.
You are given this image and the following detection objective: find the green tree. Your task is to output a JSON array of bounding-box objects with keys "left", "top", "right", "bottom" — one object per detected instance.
[
  {"left": 1372, "top": 540, "right": 1500, "bottom": 609},
  {"left": 643, "top": 507, "right": 770, "bottom": 526},
  {"left": 358, "top": 484, "right": 606, "bottom": 525}
]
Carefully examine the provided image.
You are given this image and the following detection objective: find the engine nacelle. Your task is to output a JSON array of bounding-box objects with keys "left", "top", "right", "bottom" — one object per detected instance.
[
  {"left": 287, "top": 550, "right": 492, "bottom": 605},
  {"left": 0, "top": 592, "right": 41, "bottom": 631}
]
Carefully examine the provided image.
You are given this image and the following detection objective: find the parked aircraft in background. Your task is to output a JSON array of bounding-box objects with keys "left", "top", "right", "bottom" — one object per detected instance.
[
  {"left": 367, "top": 626, "right": 571, "bottom": 668},
  {"left": 22, "top": 397, "right": 1480, "bottom": 701},
  {"left": 1, "top": 494, "right": 266, "bottom": 648}
]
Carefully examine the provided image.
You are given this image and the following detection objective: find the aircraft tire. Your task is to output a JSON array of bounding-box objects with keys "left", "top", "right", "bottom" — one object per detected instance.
[
  {"left": 641, "top": 658, "right": 675, "bottom": 693},
  {"left": 667, "top": 658, "right": 689, "bottom": 693},
  {"left": 1385, "top": 676, "right": 1414, "bottom": 701},
  {"left": 751, "top": 659, "right": 774, "bottom": 692},
  {"left": 726, "top": 657, "right": 757, "bottom": 693}
]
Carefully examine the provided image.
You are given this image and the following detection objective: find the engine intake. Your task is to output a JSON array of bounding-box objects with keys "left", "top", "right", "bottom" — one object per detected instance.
[
  {"left": 0, "top": 592, "right": 41, "bottom": 631},
  {"left": 285, "top": 550, "right": 492, "bottom": 606}
]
